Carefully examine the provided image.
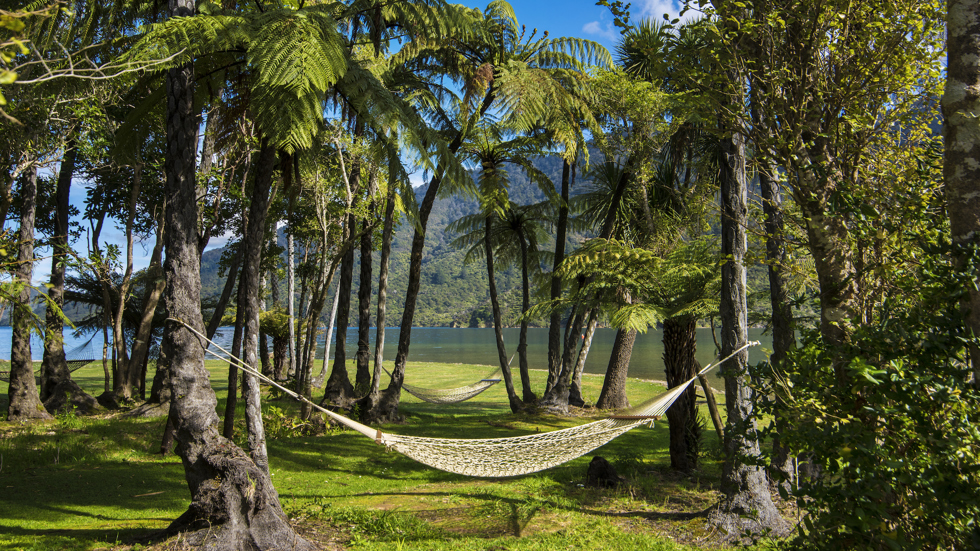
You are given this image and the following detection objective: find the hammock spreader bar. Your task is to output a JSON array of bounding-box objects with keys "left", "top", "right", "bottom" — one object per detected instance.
[{"left": 169, "top": 317, "right": 757, "bottom": 478}]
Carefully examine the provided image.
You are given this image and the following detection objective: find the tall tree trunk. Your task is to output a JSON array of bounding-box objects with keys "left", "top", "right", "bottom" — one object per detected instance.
[
  {"left": 323, "top": 213, "right": 356, "bottom": 407},
  {"left": 540, "top": 164, "right": 631, "bottom": 411},
  {"left": 547, "top": 160, "right": 572, "bottom": 390},
  {"left": 236, "top": 139, "right": 277, "bottom": 475},
  {"left": 286, "top": 230, "right": 296, "bottom": 378},
  {"left": 158, "top": 10, "right": 310, "bottom": 544},
  {"left": 125, "top": 214, "right": 166, "bottom": 403},
  {"left": 359, "top": 178, "right": 396, "bottom": 417},
  {"left": 108, "top": 164, "right": 143, "bottom": 404},
  {"left": 710, "top": 126, "right": 784, "bottom": 534},
  {"left": 516, "top": 229, "right": 536, "bottom": 403},
  {"left": 485, "top": 213, "right": 522, "bottom": 412},
  {"left": 944, "top": 0, "right": 980, "bottom": 390},
  {"left": 259, "top": 275, "right": 271, "bottom": 376},
  {"left": 760, "top": 155, "right": 797, "bottom": 488},
  {"left": 355, "top": 216, "right": 373, "bottom": 394},
  {"left": 6, "top": 166, "right": 52, "bottom": 422},
  {"left": 363, "top": 89, "right": 495, "bottom": 424},
  {"left": 312, "top": 282, "right": 340, "bottom": 388},
  {"left": 206, "top": 246, "right": 242, "bottom": 341},
  {"left": 40, "top": 141, "right": 97, "bottom": 414},
  {"left": 661, "top": 316, "right": 699, "bottom": 472}
]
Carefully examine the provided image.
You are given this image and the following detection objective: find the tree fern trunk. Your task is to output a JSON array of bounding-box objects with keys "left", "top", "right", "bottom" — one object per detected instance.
[
  {"left": 547, "top": 160, "right": 572, "bottom": 390},
  {"left": 485, "top": 213, "right": 522, "bottom": 413},
  {"left": 323, "top": 213, "right": 356, "bottom": 407},
  {"left": 662, "top": 316, "right": 698, "bottom": 472},
  {"left": 356, "top": 216, "right": 373, "bottom": 394},
  {"left": 596, "top": 327, "right": 636, "bottom": 411}
]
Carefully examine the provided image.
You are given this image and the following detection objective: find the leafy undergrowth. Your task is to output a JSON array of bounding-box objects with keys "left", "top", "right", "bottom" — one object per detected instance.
[{"left": 0, "top": 361, "right": 763, "bottom": 551}]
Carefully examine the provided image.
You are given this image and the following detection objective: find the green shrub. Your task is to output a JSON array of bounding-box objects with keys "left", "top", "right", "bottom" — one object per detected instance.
[{"left": 763, "top": 243, "right": 980, "bottom": 550}]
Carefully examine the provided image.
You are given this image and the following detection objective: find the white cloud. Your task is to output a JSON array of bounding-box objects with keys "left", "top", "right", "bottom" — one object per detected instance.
[
  {"left": 409, "top": 171, "right": 428, "bottom": 188},
  {"left": 637, "top": 0, "right": 702, "bottom": 25},
  {"left": 582, "top": 20, "right": 619, "bottom": 42}
]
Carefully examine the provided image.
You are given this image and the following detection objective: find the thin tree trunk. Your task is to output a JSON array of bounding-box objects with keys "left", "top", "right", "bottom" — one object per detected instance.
[
  {"left": 944, "top": 0, "right": 980, "bottom": 390},
  {"left": 355, "top": 216, "right": 373, "bottom": 394},
  {"left": 323, "top": 213, "right": 356, "bottom": 406},
  {"left": 485, "top": 213, "right": 522, "bottom": 412},
  {"left": 206, "top": 246, "right": 242, "bottom": 341},
  {"left": 259, "top": 276, "right": 271, "bottom": 375},
  {"left": 359, "top": 177, "right": 396, "bottom": 417},
  {"left": 516, "top": 229, "right": 535, "bottom": 403},
  {"left": 313, "top": 282, "right": 340, "bottom": 388},
  {"left": 109, "top": 164, "right": 143, "bottom": 403},
  {"left": 126, "top": 222, "right": 166, "bottom": 399},
  {"left": 547, "top": 160, "right": 572, "bottom": 390},
  {"left": 286, "top": 230, "right": 296, "bottom": 378},
  {"left": 222, "top": 279, "right": 246, "bottom": 439},
  {"left": 570, "top": 308, "right": 599, "bottom": 407},
  {"left": 6, "top": 166, "right": 52, "bottom": 422},
  {"left": 41, "top": 141, "right": 97, "bottom": 414}
]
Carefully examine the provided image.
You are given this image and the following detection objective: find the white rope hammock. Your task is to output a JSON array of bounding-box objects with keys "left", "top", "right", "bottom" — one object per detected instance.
[
  {"left": 171, "top": 318, "right": 755, "bottom": 478},
  {"left": 385, "top": 366, "right": 502, "bottom": 404}
]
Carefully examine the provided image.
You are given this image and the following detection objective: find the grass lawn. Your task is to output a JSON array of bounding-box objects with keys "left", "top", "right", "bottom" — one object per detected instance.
[{"left": 0, "top": 359, "right": 773, "bottom": 550}]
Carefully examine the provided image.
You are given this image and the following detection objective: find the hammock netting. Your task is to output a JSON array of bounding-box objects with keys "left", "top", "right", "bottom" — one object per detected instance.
[
  {"left": 387, "top": 367, "right": 502, "bottom": 404},
  {"left": 176, "top": 318, "right": 756, "bottom": 479},
  {"left": 0, "top": 336, "right": 100, "bottom": 383},
  {"left": 378, "top": 381, "right": 692, "bottom": 477}
]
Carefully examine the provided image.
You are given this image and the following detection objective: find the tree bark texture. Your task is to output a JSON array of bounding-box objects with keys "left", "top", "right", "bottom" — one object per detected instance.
[
  {"left": 359, "top": 180, "right": 396, "bottom": 417},
  {"left": 547, "top": 160, "right": 572, "bottom": 389},
  {"left": 323, "top": 213, "right": 356, "bottom": 407},
  {"left": 516, "top": 229, "right": 536, "bottom": 403},
  {"left": 6, "top": 167, "right": 52, "bottom": 422},
  {"left": 944, "top": 0, "right": 980, "bottom": 389},
  {"left": 356, "top": 216, "right": 373, "bottom": 394},
  {"left": 485, "top": 213, "right": 523, "bottom": 412},
  {"left": 595, "top": 326, "right": 635, "bottom": 410},
  {"left": 569, "top": 308, "right": 599, "bottom": 407},
  {"left": 159, "top": 6, "right": 310, "bottom": 545},
  {"left": 40, "top": 142, "right": 98, "bottom": 414},
  {"left": 710, "top": 129, "right": 784, "bottom": 535},
  {"left": 286, "top": 230, "right": 296, "bottom": 378},
  {"left": 760, "top": 157, "right": 797, "bottom": 489},
  {"left": 661, "top": 316, "right": 699, "bottom": 472},
  {"left": 236, "top": 140, "right": 277, "bottom": 475}
]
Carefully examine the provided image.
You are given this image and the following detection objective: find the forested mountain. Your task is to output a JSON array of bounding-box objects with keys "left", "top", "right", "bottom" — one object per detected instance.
[{"left": 201, "top": 155, "right": 571, "bottom": 328}]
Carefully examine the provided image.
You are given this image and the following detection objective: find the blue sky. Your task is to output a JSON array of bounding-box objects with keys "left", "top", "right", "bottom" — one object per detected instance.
[{"left": 47, "top": 0, "right": 692, "bottom": 280}]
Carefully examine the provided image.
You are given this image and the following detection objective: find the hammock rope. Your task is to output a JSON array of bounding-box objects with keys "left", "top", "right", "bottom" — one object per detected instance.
[
  {"left": 170, "top": 317, "right": 757, "bottom": 478},
  {"left": 0, "top": 335, "right": 100, "bottom": 382},
  {"left": 387, "top": 366, "right": 502, "bottom": 404}
]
